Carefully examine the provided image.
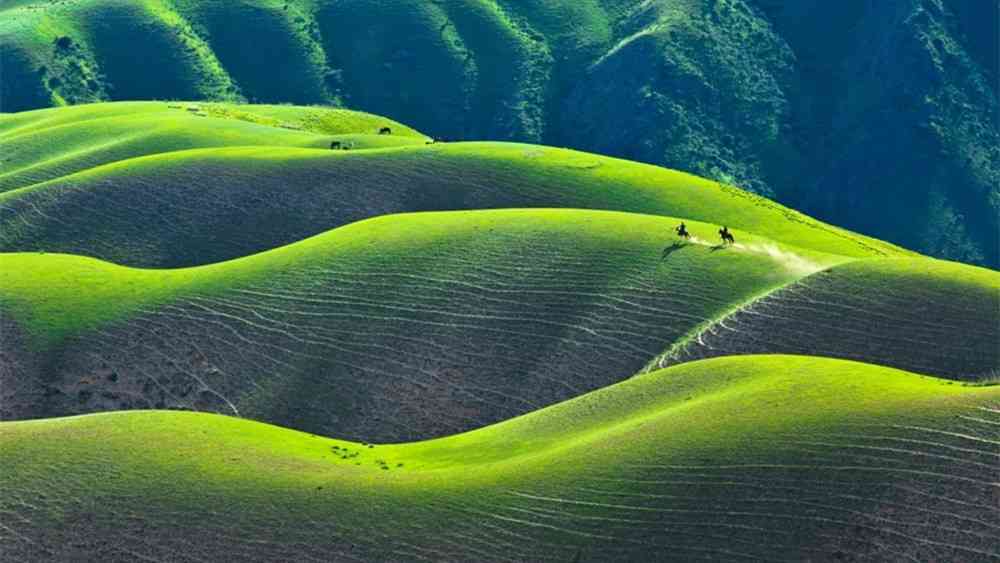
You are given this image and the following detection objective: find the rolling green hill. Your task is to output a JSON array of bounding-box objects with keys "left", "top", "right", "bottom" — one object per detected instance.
[
  {"left": 2, "top": 356, "right": 997, "bottom": 561},
  {"left": 0, "top": 99, "right": 996, "bottom": 561},
  {"left": 2, "top": 0, "right": 996, "bottom": 266},
  {"left": 0, "top": 101, "right": 423, "bottom": 192},
  {"left": 2, "top": 207, "right": 995, "bottom": 443},
  {"left": 0, "top": 101, "right": 424, "bottom": 138},
  {"left": 0, "top": 102, "right": 908, "bottom": 267},
  {"left": 0, "top": 209, "right": 847, "bottom": 439}
]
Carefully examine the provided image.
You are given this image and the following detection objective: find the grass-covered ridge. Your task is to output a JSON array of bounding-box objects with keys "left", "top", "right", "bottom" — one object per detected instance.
[
  {"left": 0, "top": 104, "right": 910, "bottom": 267},
  {"left": 0, "top": 101, "right": 424, "bottom": 192},
  {"left": 0, "top": 100, "right": 425, "bottom": 138},
  {"left": 2, "top": 355, "right": 997, "bottom": 562},
  {"left": 0, "top": 209, "right": 841, "bottom": 439}
]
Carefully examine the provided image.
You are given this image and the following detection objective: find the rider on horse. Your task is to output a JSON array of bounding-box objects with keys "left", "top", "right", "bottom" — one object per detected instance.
[
  {"left": 719, "top": 226, "right": 735, "bottom": 245},
  {"left": 675, "top": 222, "right": 690, "bottom": 239}
]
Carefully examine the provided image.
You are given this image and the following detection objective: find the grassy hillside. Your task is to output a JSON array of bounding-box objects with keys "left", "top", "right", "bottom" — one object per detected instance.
[
  {"left": 2, "top": 0, "right": 995, "bottom": 266},
  {"left": 3, "top": 207, "right": 995, "bottom": 443},
  {"left": 0, "top": 97, "right": 995, "bottom": 561},
  {"left": 2, "top": 355, "right": 997, "bottom": 561},
  {"left": 0, "top": 101, "right": 425, "bottom": 138},
  {"left": 0, "top": 103, "right": 909, "bottom": 267},
  {"left": 652, "top": 257, "right": 1000, "bottom": 381},
  {"left": 0, "top": 209, "right": 843, "bottom": 439},
  {"left": 0, "top": 101, "right": 423, "bottom": 192}
]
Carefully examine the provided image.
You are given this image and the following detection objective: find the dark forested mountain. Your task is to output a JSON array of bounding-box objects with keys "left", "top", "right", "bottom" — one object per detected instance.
[{"left": 2, "top": 0, "right": 996, "bottom": 265}]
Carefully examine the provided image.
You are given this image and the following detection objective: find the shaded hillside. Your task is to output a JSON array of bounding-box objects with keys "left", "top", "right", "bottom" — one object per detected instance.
[
  {"left": 650, "top": 258, "right": 1000, "bottom": 381},
  {"left": 2, "top": 356, "right": 998, "bottom": 561},
  {"left": 1, "top": 0, "right": 996, "bottom": 266}
]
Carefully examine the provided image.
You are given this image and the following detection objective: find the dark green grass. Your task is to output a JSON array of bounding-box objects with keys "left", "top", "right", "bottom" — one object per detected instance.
[{"left": 180, "top": 0, "right": 333, "bottom": 104}]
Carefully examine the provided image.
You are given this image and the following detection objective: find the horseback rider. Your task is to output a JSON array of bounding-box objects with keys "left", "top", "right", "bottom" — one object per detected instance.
[
  {"left": 719, "top": 226, "right": 734, "bottom": 245},
  {"left": 675, "top": 222, "right": 690, "bottom": 239}
]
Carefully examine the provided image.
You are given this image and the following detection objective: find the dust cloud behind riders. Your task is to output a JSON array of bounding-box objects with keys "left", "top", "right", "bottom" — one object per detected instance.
[{"left": 685, "top": 235, "right": 823, "bottom": 276}]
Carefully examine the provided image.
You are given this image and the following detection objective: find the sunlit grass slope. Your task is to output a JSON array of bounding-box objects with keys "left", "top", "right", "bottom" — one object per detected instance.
[
  {"left": 654, "top": 257, "right": 1000, "bottom": 382},
  {"left": 0, "top": 138, "right": 909, "bottom": 267},
  {"left": 2, "top": 355, "right": 997, "bottom": 562},
  {"left": 0, "top": 209, "right": 839, "bottom": 439},
  {"left": 0, "top": 101, "right": 425, "bottom": 138},
  {"left": 0, "top": 101, "right": 424, "bottom": 192}
]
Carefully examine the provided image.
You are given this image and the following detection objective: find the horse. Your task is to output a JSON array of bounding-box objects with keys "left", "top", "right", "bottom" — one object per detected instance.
[
  {"left": 719, "top": 227, "right": 735, "bottom": 245},
  {"left": 379, "top": 127, "right": 392, "bottom": 135},
  {"left": 675, "top": 223, "right": 691, "bottom": 240}
]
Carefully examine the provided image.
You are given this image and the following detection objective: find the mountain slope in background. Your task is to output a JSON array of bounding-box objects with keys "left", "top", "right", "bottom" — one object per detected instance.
[{"left": 1, "top": 0, "right": 996, "bottom": 266}]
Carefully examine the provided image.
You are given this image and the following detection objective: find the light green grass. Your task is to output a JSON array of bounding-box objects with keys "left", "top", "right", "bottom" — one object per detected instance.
[
  {"left": 0, "top": 209, "right": 854, "bottom": 441},
  {"left": 0, "top": 101, "right": 423, "bottom": 138},
  {"left": 1, "top": 355, "right": 996, "bottom": 560},
  {"left": 5, "top": 208, "right": 992, "bottom": 442},
  {"left": 0, "top": 252, "right": 202, "bottom": 349},
  {"left": 325, "top": 133, "right": 429, "bottom": 149},
  {"left": 0, "top": 208, "right": 841, "bottom": 351},
  {"left": 0, "top": 101, "right": 423, "bottom": 191},
  {"left": 0, "top": 120, "right": 911, "bottom": 265}
]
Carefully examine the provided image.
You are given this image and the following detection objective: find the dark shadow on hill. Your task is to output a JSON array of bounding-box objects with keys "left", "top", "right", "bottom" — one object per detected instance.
[{"left": 661, "top": 241, "right": 688, "bottom": 261}]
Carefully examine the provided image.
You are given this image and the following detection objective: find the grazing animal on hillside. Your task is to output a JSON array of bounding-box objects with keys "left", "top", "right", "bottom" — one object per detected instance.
[
  {"left": 675, "top": 222, "right": 690, "bottom": 239},
  {"left": 719, "top": 226, "right": 735, "bottom": 245},
  {"left": 379, "top": 127, "right": 392, "bottom": 135},
  {"left": 330, "top": 141, "right": 342, "bottom": 150}
]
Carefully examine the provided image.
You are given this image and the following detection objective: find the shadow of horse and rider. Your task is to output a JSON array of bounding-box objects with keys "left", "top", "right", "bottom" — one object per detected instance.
[{"left": 662, "top": 222, "right": 735, "bottom": 260}]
